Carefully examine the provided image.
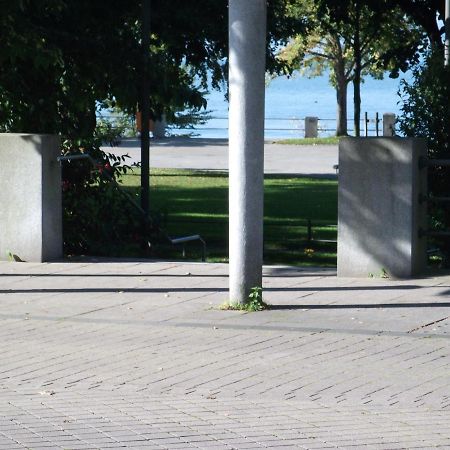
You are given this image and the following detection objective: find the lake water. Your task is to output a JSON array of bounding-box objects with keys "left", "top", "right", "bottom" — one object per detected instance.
[{"left": 178, "top": 72, "right": 412, "bottom": 139}]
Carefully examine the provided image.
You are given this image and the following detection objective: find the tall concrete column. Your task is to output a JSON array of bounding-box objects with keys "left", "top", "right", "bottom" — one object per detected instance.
[{"left": 228, "top": 0, "right": 267, "bottom": 303}]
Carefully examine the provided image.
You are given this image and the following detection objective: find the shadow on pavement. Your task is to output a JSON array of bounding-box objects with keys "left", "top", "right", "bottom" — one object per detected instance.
[
  {"left": 269, "top": 302, "right": 450, "bottom": 310},
  {"left": 0, "top": 285, "right": 422, "bottom": 294}
]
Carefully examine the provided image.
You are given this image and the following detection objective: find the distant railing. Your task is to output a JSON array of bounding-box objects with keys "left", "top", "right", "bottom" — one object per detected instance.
[
  {"left": 169, "top": 116, "right": 384, "bottom": 138},
  {"left": 97, "top": 113, "right": 388, "bottom": 139}
]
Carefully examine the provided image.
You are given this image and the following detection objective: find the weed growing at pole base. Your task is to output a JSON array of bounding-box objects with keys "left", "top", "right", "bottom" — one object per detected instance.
[{"left": 220, "top": 287, "right": 269, "bottom": 312}]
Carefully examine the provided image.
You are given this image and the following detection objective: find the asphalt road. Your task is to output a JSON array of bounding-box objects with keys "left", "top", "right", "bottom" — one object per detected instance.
[{"left": 102, "top": 137, "right": 338, "bottom": 177}]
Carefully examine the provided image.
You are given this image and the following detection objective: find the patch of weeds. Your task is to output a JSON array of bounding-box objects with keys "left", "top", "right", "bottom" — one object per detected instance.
[
  {"left": 368, "top": 268, "right": 390, "bottom": 278},
  {"left": 220, "top": 287, "right": 269, "bottom": 312},
  {"left": 6, "top": 251, "right": 25, "bottom": 262}
]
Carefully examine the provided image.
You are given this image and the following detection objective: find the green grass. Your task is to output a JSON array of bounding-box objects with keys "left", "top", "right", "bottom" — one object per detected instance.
[
  {"left": 120, "top": 169, "right": 338, "bottom": 267},
  {"left": 275, "top": 137, "right": 341, "bottom": 145}
]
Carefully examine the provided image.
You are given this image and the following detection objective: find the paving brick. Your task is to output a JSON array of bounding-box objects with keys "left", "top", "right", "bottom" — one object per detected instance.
[{"left": 1, "top": 262, "right": 450, "bottom": 449}]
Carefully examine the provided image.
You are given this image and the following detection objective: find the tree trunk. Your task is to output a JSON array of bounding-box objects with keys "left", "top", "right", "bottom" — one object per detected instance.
[
  {"left": 335, "top": 53, "right": 348, "bottom": 136},
  {"left": 353, "top": 1, "right": 361, "bottom": 137},
  {"left": 336, "top": 77, "right": 348, "bottom": 136}
]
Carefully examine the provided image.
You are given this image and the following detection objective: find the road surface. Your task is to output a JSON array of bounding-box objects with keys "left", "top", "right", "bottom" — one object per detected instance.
[{"left": 102, "top": 137, "right": 338, "bottom": 177}]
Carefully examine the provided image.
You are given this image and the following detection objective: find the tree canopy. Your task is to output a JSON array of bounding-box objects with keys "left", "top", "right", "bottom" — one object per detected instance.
[
  {"left": 0, "top": 0, "right": 303, "bottom": 138},
  {"left": 277, "top": 0, "right": 424, "bottom": 136}
]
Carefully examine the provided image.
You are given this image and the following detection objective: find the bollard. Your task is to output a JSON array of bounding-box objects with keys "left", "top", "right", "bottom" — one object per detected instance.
[
  {"left": 383, "top": 113, "right": 396, "bottom": 137},
  {"left": 304, "top": 117, "right": 318, "bottom": 138}
]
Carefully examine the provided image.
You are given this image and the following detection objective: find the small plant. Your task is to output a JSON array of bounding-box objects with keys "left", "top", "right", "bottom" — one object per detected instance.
[
  {"left": 247, "top": 287, "right": 268, "bottom": 311},
  {"left": 60, "top": 135, "right": 160, "bottom": 257},
  {"left": 368, "top": 269, "right": 389, "bottom": 278},
  {"left": 220, "top": 287, "right": 269, "bottom": 312},
  {"left": 6, "top": 251, "right": 25, "bottom": 262}
]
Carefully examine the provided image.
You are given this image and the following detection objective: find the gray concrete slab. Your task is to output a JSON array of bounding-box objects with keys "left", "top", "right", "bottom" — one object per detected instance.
[
  {"left": 1, "top": 261, "right": 450, "bottom": 449},
  {"left": 102, "top": 137, "right": 338, "bottom": 176}
]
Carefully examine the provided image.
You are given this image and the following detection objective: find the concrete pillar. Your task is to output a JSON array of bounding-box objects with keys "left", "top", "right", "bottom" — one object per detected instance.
[
  {"left": 305, "top": 116, "right": 318, "bottom": 138},
  {"left": 383, "top": 113, "right": 396, "bottom": 136},
  {"left": 228, "top": 0, "right": 267, "bottom": 303},
  {"left": 0, "top": 134, "right": 62, "bottom": 262},
  {"left": 337, "top": 137, "right": 427, "bottom": 278}
]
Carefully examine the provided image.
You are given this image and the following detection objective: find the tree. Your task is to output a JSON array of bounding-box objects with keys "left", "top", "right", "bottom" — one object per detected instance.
[
  {"left": 393, "top": 0, "right": 444, "bottom": 46},
  {"left": 0, "top": 0, "right": 304, "bottom": 136},
  {"left": 277, "top": 0, "right": 422, "bottom": 136},
  {"left": 398, "top": 49, "right": 450, "bottom": 261},
  {"left": 317, "top": 0, "right": 424, "bottom": 136},
  {"left": 0, "top": 1, "right": 223, "bottom": 136}
]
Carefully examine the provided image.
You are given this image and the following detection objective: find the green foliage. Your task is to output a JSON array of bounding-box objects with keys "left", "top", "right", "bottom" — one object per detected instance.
[
  {"left": 221, "top": 287, "right": 269, "bottom": 312},
  {"left": 275, "top": 137, "right": 340, "bottom": 145},
  {"left": 398, "top": 49, "right": 450, "bottom": 259},
  {"left": 61, "top": 135, "right": 159, "bottom": 257},
  {"left": 96, "top": 102, "right": 137, "bottom": 145},
  {"left": 277, "top": 0, "right": 423, "bottom": 136},
  {"left": 398, "top": 50, "right": 450, "bottom": 160},
  {"left": 0, "top": 0, "right": 306, "bottom": 137},
  {"left": 170, "top": 109, "right": 213, "bottom": 130},
  {"left": 0, "top": 1, "right": 225, "bottom": 136},
  {"left": 247, "top": 287, "right": 268, "bottom": 311},
  {"left": 387, "top": 0, "right": 444, "bottom": 46}
]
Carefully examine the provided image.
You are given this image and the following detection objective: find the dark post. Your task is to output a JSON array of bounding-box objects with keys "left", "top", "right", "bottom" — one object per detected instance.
[
  {"left": 307, "top": 219, "right": 312, "bottom": 241},
  {"left": 141, "top": 0, "right": 151, "bottom": 217},
  {"left": 352, "top": 0, "right": 361, "bottom": 137}
]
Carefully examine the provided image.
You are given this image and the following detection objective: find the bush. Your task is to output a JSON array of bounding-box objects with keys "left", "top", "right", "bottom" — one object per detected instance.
[
  {"left": 397, "top": 48, "right": 450, "bottom": 260},
  {"left": 61, "top": 136, "right": 158, "bottom": 257}
]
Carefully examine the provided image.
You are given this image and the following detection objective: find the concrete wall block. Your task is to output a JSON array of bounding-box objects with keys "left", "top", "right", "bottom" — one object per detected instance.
[
  {"left": 0, "top": 134, "right": 62, "bottom": 262},
  {"left": 337, "top": 137, "right": 427, "bottom": 278}
]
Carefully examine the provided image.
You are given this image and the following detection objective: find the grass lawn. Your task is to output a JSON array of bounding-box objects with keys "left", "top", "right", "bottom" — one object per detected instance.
[
  {"left": 121, "top": 169, "right": 338, "bottom": 267},
  {"left": 274, "top": 137, "right": 341, "bottom": 145}
]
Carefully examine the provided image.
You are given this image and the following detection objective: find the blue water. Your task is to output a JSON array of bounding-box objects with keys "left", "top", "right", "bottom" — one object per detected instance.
[{"left": 179, "top": 72, "right": 412, "bottom": 138}]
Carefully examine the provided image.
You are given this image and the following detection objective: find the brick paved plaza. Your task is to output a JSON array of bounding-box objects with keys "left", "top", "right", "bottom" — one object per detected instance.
[{"left": 1, "top": 261, "right": 450, "bottom": 449}]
